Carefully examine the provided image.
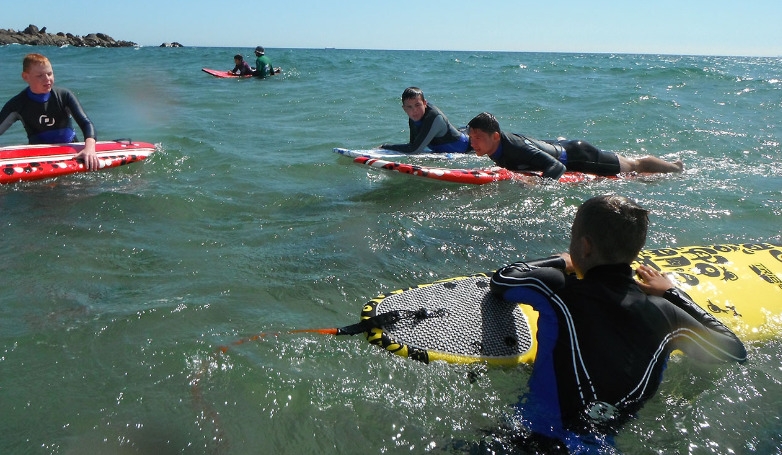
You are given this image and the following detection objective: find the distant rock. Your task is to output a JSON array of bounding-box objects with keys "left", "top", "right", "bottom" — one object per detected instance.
[
  {"left": 0, "top": 24, "right": 137, "bottom": 47},
  {"left": 160, "top": 42, "right": 184, "bottom": 48}
]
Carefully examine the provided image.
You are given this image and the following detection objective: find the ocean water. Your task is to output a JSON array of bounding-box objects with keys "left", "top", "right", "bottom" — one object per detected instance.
[{"left": 0, "top": 45, "right": 781, "bottom": 454}]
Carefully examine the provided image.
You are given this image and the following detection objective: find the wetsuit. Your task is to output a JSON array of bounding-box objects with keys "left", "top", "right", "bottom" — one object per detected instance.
[
  {"left": 0, "top": 86, "right": 95, "bottom": 144},
  {"left": 381, "top": 104, "right": 470, "bottom": 154},
  {"left": 487, "top": 132, "right": 620, "bottom": 179},
  {"left": 231, "top": 61, "right": 253, "bottom": 76},
  {"left": 490, "top": 261, "right": 746, "bottom": 453},
  {"left": 254, "top": 55, "right": 273, "bottom": 78}
]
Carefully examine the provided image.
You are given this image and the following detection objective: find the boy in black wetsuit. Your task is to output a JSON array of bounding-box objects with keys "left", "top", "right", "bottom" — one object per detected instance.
[
  {"left": 380, "top": 87, "right": 470, "bottom": 154},
  {"left": 490, "top": 195, "right": 746, "bottom": 453},
  {"left": 467, "top": 112, "right": 683, "bottom": 179},
  {"left": 0, "top": 53, "right": 99, "bottom": 171}
]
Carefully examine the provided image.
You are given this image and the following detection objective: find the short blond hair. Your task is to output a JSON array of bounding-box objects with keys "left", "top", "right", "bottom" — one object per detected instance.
[{"left": 23, "top": 53, "right": 50, "bottom": 72}]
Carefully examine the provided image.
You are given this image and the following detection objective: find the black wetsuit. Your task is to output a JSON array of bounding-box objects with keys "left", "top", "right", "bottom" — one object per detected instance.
[
  {"left": 487, "top": 132, "right": 620, "bottom": 179},
  {"left": 0, "top": 87, "right": 95, "bottom": 144},
  {"left": 230, "top": 61, "right": 253, "bottom": 76},
  {"left": 381, "top": 104, "right": 469, "bottom": 153},
  {"left": 490, "top": 261, "right": 746, "bottom": 452}
]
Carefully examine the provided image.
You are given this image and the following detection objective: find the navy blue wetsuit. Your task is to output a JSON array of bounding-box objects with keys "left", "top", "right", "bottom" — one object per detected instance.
[
  {"left": 490, "top": 261, "right": 746, "bottom": 453},
  {"left": 381, "top": 104, "right": 470, "bottom": 154},
  {"left": 0, "top": 86, "right": 95, "bottom": 144},
  {"left": 487, "top": 132, "right": 620, "bottom": 179}
]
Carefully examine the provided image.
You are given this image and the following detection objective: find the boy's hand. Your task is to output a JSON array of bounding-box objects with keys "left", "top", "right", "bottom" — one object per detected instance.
[
  {"left": 635, "top": 265, "right": 676, "bottom": 296},
  {"left": 75, "top": 138, "right": 99, "bottom": 171},
  {"left": 560, "top": 253, "right": 574, "bottom": 274}
]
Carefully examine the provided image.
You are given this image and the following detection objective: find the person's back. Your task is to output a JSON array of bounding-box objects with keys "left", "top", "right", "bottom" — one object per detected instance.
[
  {"left": 490, "top": 195, "right": 746, "bottom": 451},
  {"left": 552, "top": 263, "right": 706, "bottom": 432},
  {"left": 253, "top": 46, "right": 273, "bottom": 78}
]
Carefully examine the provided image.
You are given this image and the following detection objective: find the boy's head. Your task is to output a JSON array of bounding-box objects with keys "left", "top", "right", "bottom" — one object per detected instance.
[
  {"left": 401, "top": 87, "right": 427, "bottom": 122},
  {"left": 234, "top": 54, "right": 244, "bottom": 63},
  {"left": 21, "top": 53, "right": 54, "bottom": 95},
  {"left": 569, "top": 195, "right": 649, "bottom": 276},
  {"left": 467, "top": 112, "right": 502, "bottom": 156},
  {"left": 23, "top": 53, "right": 50, "bottom": 72},
  {"left": 401, "top": 87, "right": 425, "bottom": 103}
]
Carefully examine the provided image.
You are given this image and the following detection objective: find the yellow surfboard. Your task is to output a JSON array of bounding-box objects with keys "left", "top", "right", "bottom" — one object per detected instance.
[
  {"left": 633, "top": 243, "right": 782, "bottom": 341},
  {"left": 362, "top": 243, "right": 782, "bottom": 365}
]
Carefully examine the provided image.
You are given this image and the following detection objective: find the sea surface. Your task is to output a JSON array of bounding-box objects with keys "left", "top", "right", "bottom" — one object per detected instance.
[{"left": 0, "top": 45, "right": 781, "bottom": 454}]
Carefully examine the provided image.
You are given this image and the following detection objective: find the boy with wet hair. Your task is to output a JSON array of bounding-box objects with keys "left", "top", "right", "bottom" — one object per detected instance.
[
  {"left": 490, "top": 194, "right": 746, "bottom": 453},
  {"left": 0, "top": 53, "right": 99, "bottom": 170},
  {"left": 230, "top": 54, "right": 253, "bottom": 76},
  {"left": 467, "top": 112, "right": 683, "bottom": 179},
  {"left": 380, "top": 86, "right": 470, "bottom": 154}
]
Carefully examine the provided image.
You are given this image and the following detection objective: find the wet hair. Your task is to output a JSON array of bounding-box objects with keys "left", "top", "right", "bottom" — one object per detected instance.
[
  {"left": 571, "top": 195, "right": 649, "bottom": 263},
  {"left": 467, "top": 112, "right": 501, "bottom": 135},
  {"left": 234, "top": 54, "right": 244, "bottom": 61},
  {"left": 23, "top": 53, "right": 50, "bottom": 72},
  {"left": 401, "top": 87, "right": 425, "bottom": 102}
]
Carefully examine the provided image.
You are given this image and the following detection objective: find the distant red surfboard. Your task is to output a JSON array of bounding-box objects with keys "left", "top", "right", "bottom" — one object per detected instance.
[
  {"left": 201, "top": 68, "right": 253, "bottom": 78},
  {"left": 202, "top": 67, "right": 281, "bottom": 78}
]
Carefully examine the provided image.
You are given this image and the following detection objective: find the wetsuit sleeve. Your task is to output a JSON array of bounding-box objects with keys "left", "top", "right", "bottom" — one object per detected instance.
[
  {"left": 663, "top": 288, "right": 747, "bottom": 363},
  {"left": 0, "top": 97, "right": 22, "bottom": 136},
  {"left": 381, "top": 114, "right": 449, "bottom": 153},
  {"left": 490, "top": 260, "right": 568, "bottom": 440},
  {"left": 490, "top": 261, "right": 566, "bottom": 301},
  {"left": 502, "top": 134, "right": 566, "bottom": 179},
  {"left": 522, "top": 138, "right": 566, "bottom": 180},
  {"left": 63, "top": 90, "right": 96, "bottom": 140}
]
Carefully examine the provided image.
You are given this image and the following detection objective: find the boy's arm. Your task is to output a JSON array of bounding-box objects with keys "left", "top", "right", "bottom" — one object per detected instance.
[
  {"left": 64, "top": 90, "right": 99, "bottom": 170},
  {"left": 664, "top": 287, "right": 747, "bottom": 363},
  {"left": 490, "top": 258, "right": 568, "bottom": 441},
  {"left": 638, "top": 266, "right": 747, "bottom": 363},
  {"left": 381, "top": 115, "right": 448, "bottom": 153},
  {"left": 64, "top": 90, "right": 96, "bottom": 141},
  {"left": 0, "top": 95, "right": 23, "bottom": 136},
  {"left": 505, "top": 134, "right": 566, "bottom": 179},
  {"left": 490, "top": 257, "right": 567, "bottom": 304}
]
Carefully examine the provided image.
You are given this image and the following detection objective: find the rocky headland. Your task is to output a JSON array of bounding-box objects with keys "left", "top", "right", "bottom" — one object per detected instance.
[{"left": 0, "top": 24, "right": 138, "bottom": 47}]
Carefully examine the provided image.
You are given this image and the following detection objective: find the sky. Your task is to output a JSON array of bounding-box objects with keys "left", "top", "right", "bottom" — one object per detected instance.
[{"left": 3, "top": 0, "right": 782, "bottom": 57}]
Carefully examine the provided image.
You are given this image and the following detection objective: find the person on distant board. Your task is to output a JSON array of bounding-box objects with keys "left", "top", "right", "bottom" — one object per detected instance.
[
  {"left": 229, "top": 54, "right": 253, "bottom": 76},
  {"left": 253, "top": 46, "right": 279, "bottom": 78},
  {"left": 467, "top": 112, "right": 683, "bottom": 180},
  {"left": 0, "top": 53, "right": 99, "bottom": 170},
  {"left": 489, "top": 194, "right": 746, "bottom": 454},
  {"left": 380, "top": 87, "right": 471, "bottom": 154}
]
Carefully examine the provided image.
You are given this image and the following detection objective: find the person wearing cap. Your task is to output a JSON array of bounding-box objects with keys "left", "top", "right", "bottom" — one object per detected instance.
[{"left": 253, "top": 46, "right": 275, "bottom": 78}]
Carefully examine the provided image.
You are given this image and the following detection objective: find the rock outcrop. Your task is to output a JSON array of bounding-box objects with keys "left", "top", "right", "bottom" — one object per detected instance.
[{"left": 0, "top": 24, "right": 137, "bottom": 47}]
